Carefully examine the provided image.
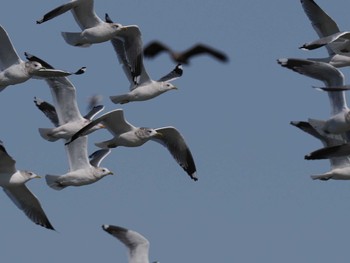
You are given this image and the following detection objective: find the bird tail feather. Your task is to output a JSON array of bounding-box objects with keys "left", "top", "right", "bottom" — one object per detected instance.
[
  {"left": 45, "top": 175, "right": 67, "bottom": 190},
  {"left": 109, "top": 94, "right": 130, "bottom": 104},
  {"left": 38, "top": 128, "right": 60, "bottom": 142},
  {"left": 61, "top": 32, "right": 91, "bottom": 47}
]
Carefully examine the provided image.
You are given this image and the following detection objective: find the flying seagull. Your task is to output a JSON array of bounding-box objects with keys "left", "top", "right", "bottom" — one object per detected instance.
[
  {"left": 143, "top": 40, "right": 229, "bottom": 65},
  {"left": 277, "top": 58, "right": 350, "bottom": 135},
  {"left": 102, "top": 224, "right": 151, "bottom": 263},
  {"left": 45, "top": 136, "right": 113, "bottom": 190},
  {"left": 66, "top": 109, "right": 198, "bottom": 181},
  {"left": 108, "top": 22, "right": 182, "bottom": 104},
  {"left": 0, "top": 25, "right": 84, "bottom": 92},
  {"left": 299, "top": 0, "right": 350, "bottom": 67},
  {"left": 36, "top": 0, "right": 127, "bottom": 47},
  {"left": 0, "top": 140, "right": 54, "bottom": 230}
]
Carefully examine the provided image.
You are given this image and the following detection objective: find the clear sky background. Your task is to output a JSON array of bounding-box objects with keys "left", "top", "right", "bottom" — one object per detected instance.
[{"left": 1, "top": 0, "right": 350, "bottom": 262}]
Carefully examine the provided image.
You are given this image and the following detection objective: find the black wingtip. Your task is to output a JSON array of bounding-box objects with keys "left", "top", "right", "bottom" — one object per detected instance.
[
  {"left": 75, "top": 67, "right": 87, "bottom": 75},
  {"left": 304, "top": 154, "right": 312, "bottom": 160}
]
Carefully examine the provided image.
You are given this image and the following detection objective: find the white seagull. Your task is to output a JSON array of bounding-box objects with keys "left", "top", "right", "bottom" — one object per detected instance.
[
  {"left": 0, "top": 140, "right": 54, "bottom": 230},
  {"left": 0, "top": 25, "right": 84, "bottom": 92},
  {"left": 45, "top": 137, "right": 113, "bottom": 190},
  {"left": 277, "top": 58, "right": 350, "bottom": 136},
  {"left": 299, "top": 0, "right": 350, "bottom": 67},
  {"left": 66, "top": 109, "right": 198, "bottom": 181},
  {"left": 102, "top": 224, "right": 151, "bottom": 263},
  {"left": 108, "top": 23, "right": 182, "bottom": 104},
  {"left": 25, "top": 53, "right": 104, "bottom": 142},
  {"left": 36, "top": 0, "right": 126, "bottom": 47}
]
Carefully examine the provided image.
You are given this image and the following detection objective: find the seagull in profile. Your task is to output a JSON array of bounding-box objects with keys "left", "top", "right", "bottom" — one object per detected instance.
[
  {"left": 45, "top": 137, "right": 113, "bottom": 190},
  {"left": 25, "top": 53, "right": 104, "bottom": 142},
  {"left": 0, "top": 25, "right": 84, "bottom": 92},
  {"left": 107, "top": 21, "right": 182, "bottom": 104},
  {"left": 102, "top": 224, "right": 151, "bottom": 263},
  {"left": 277, "top": 58, "right": 350, "bottom": 135},
  {"left": 36, "top": 0, "right": 126, "bottom": 47},
  {"left": 143, "top": 40, "right": 229, "bottom": 65},
  {"left": 66, "top": 109, "right": 198, "bottom": 181},
  {"left": 0, "top": 140, "right": 54, "bottom": 230},
  {"left": 299, "top": 0, "right": 350, "bottom": 67}
]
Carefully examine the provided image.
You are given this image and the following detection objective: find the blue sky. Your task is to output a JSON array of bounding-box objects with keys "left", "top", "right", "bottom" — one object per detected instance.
[{"left": 1, "top": 0, "right": 350, "bottom": 262}]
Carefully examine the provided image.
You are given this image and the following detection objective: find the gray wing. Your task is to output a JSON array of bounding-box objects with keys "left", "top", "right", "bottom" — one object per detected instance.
[
  {"left": 36, "top": 0, "right": 102, "bottom": 29},
  {"left": 277, "top": 58, "right": 347, "bottom": 115},
  {"left": 110, "top": 25, "right": 148, "bottom": 88},
  {"left": 0, "top": 141, "right": 16, "bottom": 174},
  {"left": 46, "top": 76, "right": 84, "bottom": 124},
  {"left": 0, "top": 25, "right": 22, "bottom": 70},
  {"left": 34, "top": 97, "right": 59, "bottom": 127},
  {"left": 305, "top": 144, "right": 350, "bottom": 160},
  {"left": 67, "top": 109, "right": 135, "bottom": 145},
  {"left": 158, "top": 64, "right": 183, "bottom": 82},
  {"left": 89, "top": 149, "right": 111, "bottom": 167},
  {"left": 300, "top": 31, "right": 350, "bottom": 53},
  {"left": 300, "top": 0, "right": 340, "bottom": 56},
  {"left": 37, "top": 0, "right": 78, "bottom": 24},
  {"left": 71, "top": 0, "right": 103, "bottom": 29},
  {"left": 152, "top": 126, "right": 198, "bottom": 181},
  {"left": 25, "top": 51, "right": 87, "bottom": 79},
  {"left": 102, "top": 225, "right": 150, "bottom": 263},
  {"left": 3, "top": 185, "right": 54, "bottom": 230},
  {"left": 83, "top": 105, "right": 104, "bottom": 120},
  {"left": 65, "top": 136, "right": 90, "bottom": 171}
]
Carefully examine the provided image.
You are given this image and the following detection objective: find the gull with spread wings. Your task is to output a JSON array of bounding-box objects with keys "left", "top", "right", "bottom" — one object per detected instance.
[{"left": 66, "top": 109, "right": 198, "bottom": 181}]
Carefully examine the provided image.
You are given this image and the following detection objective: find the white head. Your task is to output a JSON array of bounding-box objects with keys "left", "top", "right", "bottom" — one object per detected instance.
[
  {"left": 160, "top": 82, "right": 177, "bottom": 92},
  {"left": 20, "top": 170, "right": 41, "bottom": 182},
  {"left": 135, "top": 127, "right": 160, "bottom": 140},
  {"left": 25, "top": 61, "right": 44, "bottom": 74},
  {"left": 94, "top": 167, "right": 113, "bottom": 179}
]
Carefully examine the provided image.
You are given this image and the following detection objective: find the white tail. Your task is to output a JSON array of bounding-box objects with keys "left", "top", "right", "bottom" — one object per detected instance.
[
  {"left": 45, "top": 174, "right": 67, "bottom": 190},
  {"left": 38, "top": 128, "right": 60, "bottom": 142},
  {"left": 61, "top": 32, "right": 91, "bottom": 47},
  {"left": 109, "top": 94, "right": 130, "bottom": 104}
]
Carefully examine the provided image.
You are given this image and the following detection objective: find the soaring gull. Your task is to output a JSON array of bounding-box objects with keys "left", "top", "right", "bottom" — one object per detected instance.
[
  {"left": 108, "top": 23, "right": 182, "bottom": 104},
  {"left": 36, "top": 0, "right": 126, "bottom": 47},
  {"left": 143, "top": 40, "right": 229, "bottom": 65},
  {"left": 45, "top": 137, "right": 113, "bottom": 190},
  {"left": 299, "top": 0, "right": 350, "bottom": 67},
  {"left": 0, "top": 25, "right": 84, "bottom": 92},
  {"left": 102, "top": 224, "right": 151, "bottom": 263},
  {"left": 66, "top": 109, "right": 198, "bottom": 181},
  {"left": 0, "top": 140, "right": 54, "bottom": 230},
  {"left": 277, "top": 58, "right": 350, "bottom": 135}
]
